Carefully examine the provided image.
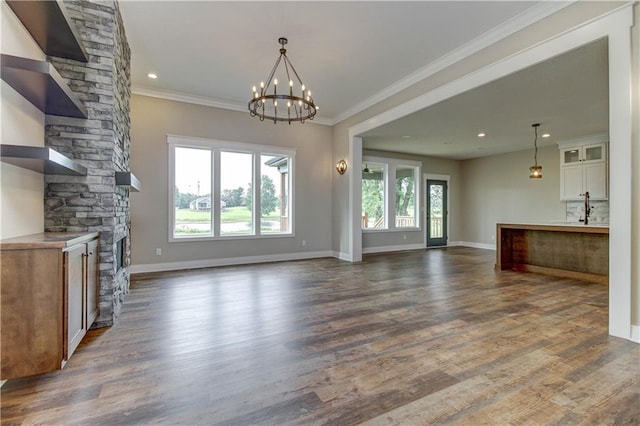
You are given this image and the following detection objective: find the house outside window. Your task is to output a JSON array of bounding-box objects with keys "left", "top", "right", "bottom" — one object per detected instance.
[
  {"left": 168, "top": 135, "right": 294, "bottom": 241},
  {"left": 362, "top": 156, "right": 420, "bottom": 231}
]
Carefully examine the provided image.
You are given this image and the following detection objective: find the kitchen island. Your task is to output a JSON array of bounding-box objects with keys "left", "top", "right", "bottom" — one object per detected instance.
[{"left": 496, "top": 223, "right": 609, "bottom": 284}]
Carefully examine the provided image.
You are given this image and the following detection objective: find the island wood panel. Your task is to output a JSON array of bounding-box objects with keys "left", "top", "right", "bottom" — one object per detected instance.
[{"left": 496, "top": 223, "right": 608, "bottom": 284}]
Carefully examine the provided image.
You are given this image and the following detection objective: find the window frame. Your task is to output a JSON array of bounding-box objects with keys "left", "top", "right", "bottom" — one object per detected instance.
[
  {"left": 362, "top": 155, "right": 421, "bottom": 233},
  {"left": 167, "top": 134, "right": 295, "bottom": 242}
]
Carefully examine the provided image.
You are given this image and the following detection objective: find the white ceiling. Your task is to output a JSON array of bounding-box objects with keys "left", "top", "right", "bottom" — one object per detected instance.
[{"left": 120, "top": 1, "right": 608, "bottom": 160}]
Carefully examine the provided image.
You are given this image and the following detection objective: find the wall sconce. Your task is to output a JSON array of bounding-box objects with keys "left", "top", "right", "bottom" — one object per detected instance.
[{"left": 336, "top": 159, "right": 347, "bottom": 175}]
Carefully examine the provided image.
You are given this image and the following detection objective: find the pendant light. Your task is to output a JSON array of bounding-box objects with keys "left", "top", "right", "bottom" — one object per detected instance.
[
  {"left": 248, "top": 38, "right": 317, "bottom": 124},
  {"left": 529, "top": 123, "right": 542, "bottom": 179}
]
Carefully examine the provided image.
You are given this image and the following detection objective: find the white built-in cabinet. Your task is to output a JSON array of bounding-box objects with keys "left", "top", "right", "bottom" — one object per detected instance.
[{"left": 558, "top": 136, "right": 608, "bottom": 201}]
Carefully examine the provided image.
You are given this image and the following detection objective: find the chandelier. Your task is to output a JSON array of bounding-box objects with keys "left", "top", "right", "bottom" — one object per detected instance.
[
  {"left": 529, "top": 123, "right": 542, "bottom": 179},
  {"left": 248, "top": 38, "right": 317, "bottom": 124}
]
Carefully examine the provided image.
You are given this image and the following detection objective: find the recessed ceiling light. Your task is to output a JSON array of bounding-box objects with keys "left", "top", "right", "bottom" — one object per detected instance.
[
  {"left": 147, "top": 73, "right": 158, "bottom": 79},
  {"left": 477, "top": 133, "right": 486, "bottom": 138},
  {"left": 542, "top": 133, "right": 551, "bottom": 138},
  {"left": 401, "top": 135, "right": 411, "bottom": 139}
]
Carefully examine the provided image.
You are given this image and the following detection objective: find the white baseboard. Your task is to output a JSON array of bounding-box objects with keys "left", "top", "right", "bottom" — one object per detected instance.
[
  {"left": 631, "top": 325, "right": 640, "bottom": 343},
  {"left": 449, "top": 241, "right": 496, "bottom": 250},
  {"left": 333, "top": 251, "right": 352, "bottom": 261},
  {"left": 130, "top": 250, "right": 334, "bottom": 274},
  {"left": 363, "top": 243, "right": 425, "bottom": 254}
]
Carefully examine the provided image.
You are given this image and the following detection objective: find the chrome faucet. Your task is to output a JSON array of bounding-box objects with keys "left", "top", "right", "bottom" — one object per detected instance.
[{"left": 581, "top": 191, "right": 591, "bottom": 225}]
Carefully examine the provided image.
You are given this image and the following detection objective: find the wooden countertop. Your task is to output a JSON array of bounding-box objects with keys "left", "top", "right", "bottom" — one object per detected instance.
[
  {"left": 0, "top": 232, "right": 99, "bottom": 250},
  {"left": 497, "top": 223, "right": 609, "bottom": 234}
]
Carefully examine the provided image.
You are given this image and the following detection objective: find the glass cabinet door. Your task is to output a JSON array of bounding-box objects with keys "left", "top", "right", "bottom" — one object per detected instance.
[
  {"left": 562, "top": 148, "right": 581, "bottom": 164},
  {"left": 584, "top": 145, "right": 603, "bottom": 162}
]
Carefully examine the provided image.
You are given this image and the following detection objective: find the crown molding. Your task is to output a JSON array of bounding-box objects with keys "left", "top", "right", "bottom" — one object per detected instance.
[
  {"left": 132, "top": 86, "right": 333, "bottom": 126},
  {"left": 330, "top": 1, "right": 576, "bottom": 125},
  {"left": 133, "top": 86, "right": 245, "bottom": 111}
]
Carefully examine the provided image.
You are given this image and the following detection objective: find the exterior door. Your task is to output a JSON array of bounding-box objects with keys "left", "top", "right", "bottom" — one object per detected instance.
[{"left": 427, "top": 179, "right": 447, "bottom": 247}]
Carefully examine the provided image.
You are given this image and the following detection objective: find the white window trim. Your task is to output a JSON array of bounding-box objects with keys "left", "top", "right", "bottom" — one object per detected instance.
[
  {"left": 362, "top": 155, "right": 421, "bottom": 233},
  {"left": 167, "top": 134, "right": 296, "bottom": 242}
]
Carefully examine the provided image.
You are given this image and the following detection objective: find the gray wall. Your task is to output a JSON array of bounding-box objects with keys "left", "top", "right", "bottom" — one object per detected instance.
[
  {"left": 130, "top": 95, "right": 333, "bottom": 269},
  {"left": 459, "top": 145, "right": 565, "bottom": 245}
]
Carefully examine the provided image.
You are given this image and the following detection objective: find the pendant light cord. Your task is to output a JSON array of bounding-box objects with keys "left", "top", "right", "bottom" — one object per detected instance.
[{"left": 532, "top": 123, "right": 540, "bottom": 167}]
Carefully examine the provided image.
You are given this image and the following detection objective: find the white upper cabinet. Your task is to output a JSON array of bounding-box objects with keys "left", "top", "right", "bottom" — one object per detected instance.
[
  {"left": 560, "top": 142, "right": 607, "bottom": 165},
  {"left": 558, "top": 136, "right": 608, "bottom": 201}
]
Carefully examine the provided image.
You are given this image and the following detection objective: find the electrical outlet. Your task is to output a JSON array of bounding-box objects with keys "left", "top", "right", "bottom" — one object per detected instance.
[
  {"left": 403, "top": 234, "right": 407, "bottom": 240},
  {"left": 155, "top": 248, "right": 162, "bottom": 256},
  {"left": 302, "top": 240, "right": 307, "bottom": 247},
  {"left": 491, "top": 235, "right": 495, "bottom": 241}
]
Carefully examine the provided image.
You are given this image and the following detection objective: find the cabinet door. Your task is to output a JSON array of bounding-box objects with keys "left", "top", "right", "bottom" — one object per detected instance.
[
  {"left": 86, "top": 238, "right": 99, "bottom": 327},
  {"left": 584, "top": 162, "right": 608, "bottom": 200},
  {"left": 560, "top": 164, "right": 583, "bottom": 200},
  {"left": 582, "top": 143, "right": 606, "bottom": 163},
  {"left": 561, "top": 147, "right": 581, "bottom": 165},
  {"left": 65, "top": 244, "right": 86, "bottom": 361}
]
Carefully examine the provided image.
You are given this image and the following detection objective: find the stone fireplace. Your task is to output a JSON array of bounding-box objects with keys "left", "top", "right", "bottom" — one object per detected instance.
[{"left": 43, "top": 0, "right": 131, "bottom": 327}]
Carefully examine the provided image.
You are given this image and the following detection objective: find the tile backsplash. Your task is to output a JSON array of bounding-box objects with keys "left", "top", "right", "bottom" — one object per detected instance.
[{"left": 566, "top": 200, "right": 609, "bottom": 224}]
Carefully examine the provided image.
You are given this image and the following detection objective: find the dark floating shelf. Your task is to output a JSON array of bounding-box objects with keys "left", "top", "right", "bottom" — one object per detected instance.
[
  {"left": 0, "top": 145, "right": 87, "bottom": 176},
  {"left": 115, "top": 172, "right": 141, "bottom": 192},
  {"left": 6, "top": 0, "right": 88, "bottom": 62},
  {"left": 1, "top": 54, "right": 88, "bottom": 119}
]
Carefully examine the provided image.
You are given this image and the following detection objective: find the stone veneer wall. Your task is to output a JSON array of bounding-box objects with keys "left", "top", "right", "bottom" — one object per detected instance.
[{"left": 44, "top": 0, "right": 131, "bottom": 326}]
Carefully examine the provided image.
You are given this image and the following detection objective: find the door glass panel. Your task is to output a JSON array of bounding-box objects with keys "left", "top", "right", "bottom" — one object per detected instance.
[{"left": 429, "top": 184, "right": 444, "bottom": 238}]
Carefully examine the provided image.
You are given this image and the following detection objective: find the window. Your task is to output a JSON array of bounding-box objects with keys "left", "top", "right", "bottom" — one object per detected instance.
[
  {"left": 395, "top": 165, "right": 417, "bottom": 228},
  {"left": 174, "top": 146, "right": 212, "bottom": 237},
  {"left": 220, "top": 151, "right": 253, "bottom": 236},
  {"left": 362, "top": 163, "right": 386, "bottom": 228},
  {"left": 168, "top": 135, "right": 294, "bottom": 241},
  {"left": 362, "top": 156, "right": 420, "bottom": 231},
  {"left": 261, "top": 155, "right": 290, "bottom": 234}
]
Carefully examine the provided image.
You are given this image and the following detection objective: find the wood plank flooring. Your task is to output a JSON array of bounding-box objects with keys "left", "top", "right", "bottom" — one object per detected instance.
[{"left": 2, "top": 247, "right": 638, "bottom": 425}]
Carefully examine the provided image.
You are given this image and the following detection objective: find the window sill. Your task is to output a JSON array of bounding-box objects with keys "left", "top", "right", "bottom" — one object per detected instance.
[
  {"left": 169, "top": 233, "right": 294, "bottom": 243},
  {"left": 362, "top": 228, "right": 421, "bottom": 234}
]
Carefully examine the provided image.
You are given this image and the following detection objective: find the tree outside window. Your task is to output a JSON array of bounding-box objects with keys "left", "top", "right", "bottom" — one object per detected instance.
[{"left": 361, "top": 157, "right": 420, "bottom": 231}]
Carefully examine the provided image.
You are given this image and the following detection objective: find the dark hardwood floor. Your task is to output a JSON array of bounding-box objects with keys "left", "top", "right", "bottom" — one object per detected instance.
[{"left": 2, "top": 247, "right": 639, "bottom": 425}]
